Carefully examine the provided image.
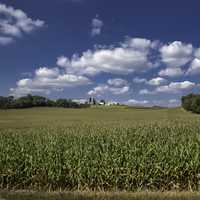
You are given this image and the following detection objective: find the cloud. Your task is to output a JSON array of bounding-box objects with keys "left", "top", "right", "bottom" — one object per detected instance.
[
  {"left": 185, "top": 47, "right": 200, "bottom": 75},
  {"left": 126, "top": 99, "right": 149, "bottom": 106},
  {"left": 169, "top": 99, "right": 179, "bottom": 104},
  {"left": 122, "top": 37, "right": 152, "bottom": 49},
  {"left": 139, "top": 89, "right": 153, "bottom": 95},
  {"left": 0, "top": 3, "right": 45, "bottom": 44},
  {"left": 155, "top": 81, "right": 196, "bottom": 93},
  {"left": 133, "top": 77, "right": 147, "bottom": 84},
  {"left": 160, "top": 41, "right": 193, "bottom": 67},
  {"left": 57, "top": 37, "right": 157, "bottom": 76},
  {"left": 126, "top": 98, "right": 180, "bottom": 107},
  {"left": 10, "top": 67, "right": 91, "bottom": 97},
  {"left": 10, "top": 87, "right": 50, "bottom": 97},
  {"left": 195, "top": 48, "right": 200, "bottom": 59},
  {"left": 168, "top": 99, "right": 181, "bottom": 107},
  {"left": 133, "top": 77, "right": 167, "bottom": 86},
  {"left": 122, "top": 37, "right": 160, "bottom": 51},
  {"left": 91, "top": 17, "right": 103, "bottom": 36},
  {"left": 10, "top": 36, "right": 200, "bottom": 105},
  {"left": 56, "top": 39, "right": 200, "bottom": 80},
  {"left": 35, "top": 67, "right": 59, "bottom": 78},
  {"left": 21, "top": 72, "right": 32, "bottom": 78},
  {"left": 139, "top": 81, "right": 196, "bottom": 95},
  {"left": 152, "top": 99, "right": 181, "bottom": 107},
  {"left": 0, "top": 36, "right": 13, "bottom": 45},
  {"left": 88, "top": 85, "right": 129, "bottom": 96},
  {"left": 107, "top": 78, "right": 127, "bottom": 87},
  {"left": 147, "top": 77, "right": 167, "bottom": 86},
  {"left": 186, "top": 58, "right": 200, "bottom": 75},
  {"left": 88, "top": 79, "right": 130, "bottom": 96},
  {"left": 159, "top": 67, "right": 184, "bottom": 77}
]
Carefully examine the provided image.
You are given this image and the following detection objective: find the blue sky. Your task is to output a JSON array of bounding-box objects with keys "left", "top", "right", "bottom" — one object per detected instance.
[{"left": 1, "top": 0, "right": 200, "bottom": 106}]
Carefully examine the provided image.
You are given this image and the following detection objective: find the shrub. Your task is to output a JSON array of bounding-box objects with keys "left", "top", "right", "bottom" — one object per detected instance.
[
  {"left": 0, "top": 95, "right": 89, "bottom": 109},
  {"left": 182, "top": 93, "right": 200, "bottom": 113}
]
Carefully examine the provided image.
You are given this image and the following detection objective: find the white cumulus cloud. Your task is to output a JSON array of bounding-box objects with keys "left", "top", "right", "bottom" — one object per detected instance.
[
  {"left": 147, "top": 77, "right": 167, "bottom": 86},
  {"left": 88, "top": 79, "right": 130, "bottom": 96},
  {"left": 160, "top": 41, "right": 193, "bottom": 67},
  {"left": 35, "top": 67, "right": 59, "bottom": 78},
  {"left": 187, "top": 58, "right": 200, "bottom": 75},
  {"left": 133, "top": 77, "right": 167, "bottom": 86},
  {"left": 155, "top": 81, "right": 196, "bottom": 93},
  {"left": 10, "top": 67, "right": 91, "bottom": 97},
  {"left": 57, "top": 37, "right": 157, "bottom": 76},
  {"left": 139, "top": 81, "right": 196, "bottom": 95},
  {"left": 0, "top": 3, "right": 45, "bottom": 44}
]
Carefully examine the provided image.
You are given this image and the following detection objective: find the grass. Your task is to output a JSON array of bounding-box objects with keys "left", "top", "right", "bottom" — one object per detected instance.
[
  {"left": 0, "top": 106, "right": 197, "bottom": 129},
  {"left": 2, "top": 191, "right": 200, "bottom": 200},
  {"left": 1, "top": 106, "right": 200, "bottom": 198}
]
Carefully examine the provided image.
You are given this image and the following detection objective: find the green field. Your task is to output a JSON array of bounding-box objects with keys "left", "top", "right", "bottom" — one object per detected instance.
[
  {"left": 0, "top": 106, "right": 198, "bottom": 129},
  {"left": 1, "top": 107, "right": 200, "bottom": 199}
]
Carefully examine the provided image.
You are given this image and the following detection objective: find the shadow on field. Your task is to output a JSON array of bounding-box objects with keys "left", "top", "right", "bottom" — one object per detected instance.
[{"left": 1, "top": 191, "right": 200, "bottom": 200}]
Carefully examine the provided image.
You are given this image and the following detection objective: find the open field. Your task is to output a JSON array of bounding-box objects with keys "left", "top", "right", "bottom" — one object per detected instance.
[
  {"left": 1, "top": 107, "right": 200, "bottom": 198},
  {"left": 2, "top": 191, "right": 200, "bottom": 200},
  {"left": 0, "top": 106, "right": 198, "bottom": 129}
]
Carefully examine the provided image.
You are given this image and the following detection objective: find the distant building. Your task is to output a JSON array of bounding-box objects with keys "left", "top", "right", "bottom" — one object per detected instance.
[
  {"left": 75, "top": 97, "right": 119, "bottom": 106},
  {"left": 106, "top": 101, "right": 119, "bottom": 106},
  {"left": 73, "top": 99, "right": 88, "bottom": 104},
  {"left": 99, "top": 99, "right": 106, "bottom": 105},
  {"left": 88, "top": 97, "right": 97, "bottom": 105}
]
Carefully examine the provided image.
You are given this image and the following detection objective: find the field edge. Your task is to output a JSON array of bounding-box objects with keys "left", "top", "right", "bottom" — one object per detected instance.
[{"left": 1, "top": 190, "right": 200, "bottom": 200}]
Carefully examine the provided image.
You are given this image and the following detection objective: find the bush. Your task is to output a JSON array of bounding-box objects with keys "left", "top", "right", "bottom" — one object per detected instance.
[
  {"left": 182, "top": 93, "right": 200, "bottom": 114},
  {"left": 0, "top": 95, "right": 90, "bottom": 109}
]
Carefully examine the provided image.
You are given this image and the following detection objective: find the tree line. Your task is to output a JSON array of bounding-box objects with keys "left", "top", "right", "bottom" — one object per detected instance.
[
  {"left": 181, "top": 93, "right": 200, "bottom": 114},
  {"left": 0, "top": 95, "right": 90, "bottom": 109}
]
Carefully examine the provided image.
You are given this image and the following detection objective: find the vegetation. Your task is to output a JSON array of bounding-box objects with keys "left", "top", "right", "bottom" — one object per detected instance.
[
  {"left": 2, "top": 191, "right": 200, "bottom": 200},
  {"left": 1, "top": 107, "right": 200, "bottom": 192},
  {"left": 0, "top": 95, "right": 90, "bottom": 109},
  {"left": 182, "top": 93, "right": 200, "bottom": 114}
]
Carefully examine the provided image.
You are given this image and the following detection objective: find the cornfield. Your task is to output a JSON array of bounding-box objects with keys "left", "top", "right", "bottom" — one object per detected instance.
[{"left": 1, "top": 107, "right": 200, "bottom": 191}]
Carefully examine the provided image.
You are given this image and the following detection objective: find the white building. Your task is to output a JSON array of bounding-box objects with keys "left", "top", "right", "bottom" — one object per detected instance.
[
  {"left": 73, "top": 99, "right": 88, "bottom": 104},
  {"left": 106, "top": 101, "right": 118, "bottom": 106}
]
